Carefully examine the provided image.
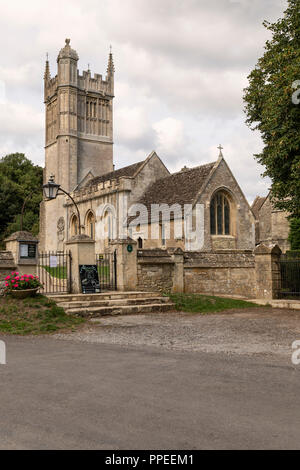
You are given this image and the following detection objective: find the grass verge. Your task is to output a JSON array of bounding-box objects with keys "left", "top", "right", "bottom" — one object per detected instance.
[
  {"left": 0, "top": 294, "right": 85, "bottom": 335},
  {"left": 168, "top": 293, "right": 260, "bottom": 314}
]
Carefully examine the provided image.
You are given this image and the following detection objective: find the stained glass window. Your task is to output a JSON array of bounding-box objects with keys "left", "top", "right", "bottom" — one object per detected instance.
[{"left": 210, "top": 192, "right": 231, "bottom": 235}]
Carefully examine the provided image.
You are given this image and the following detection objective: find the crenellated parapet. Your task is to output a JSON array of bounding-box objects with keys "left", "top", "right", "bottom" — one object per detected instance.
[
  {"left": 64, "top": 176, "right": 133, "bottom": 206},
  {"left": 77, "top": 70, "right": 113, "bottom": 96}
]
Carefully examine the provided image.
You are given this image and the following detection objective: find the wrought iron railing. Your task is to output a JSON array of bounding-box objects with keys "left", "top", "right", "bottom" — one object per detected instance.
[
  {"left": 96, "top": 251, "right": 117, "bottom": 291},
  {"left": 279, "top": 254, "right": 300, "bottom": 299},
  {"left": 38, "top": 250, "right": 71, "bottom": 294}
]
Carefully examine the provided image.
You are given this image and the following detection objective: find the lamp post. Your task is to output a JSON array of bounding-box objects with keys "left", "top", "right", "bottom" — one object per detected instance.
[{"left": 43, "top": 175, "right": 82, "bottom": 235}]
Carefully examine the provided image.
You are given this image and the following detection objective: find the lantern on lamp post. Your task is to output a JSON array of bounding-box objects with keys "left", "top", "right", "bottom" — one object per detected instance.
[{"left": 43, "top": 175, "right": 82, "bottom": 235}]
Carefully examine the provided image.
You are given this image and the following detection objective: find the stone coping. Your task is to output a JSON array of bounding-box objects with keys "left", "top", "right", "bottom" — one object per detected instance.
[
  {"left": 4, "top": 231, "right": 38, "bottom": 242},
  {"left": 66, "top": 234, "right": 95, "bottom": 244},
  {"left": 138, "top": 258, "right": 175, "bottom": 265},
  {"left": 184, "top": 263, "right": 255, "bottom": 269}
]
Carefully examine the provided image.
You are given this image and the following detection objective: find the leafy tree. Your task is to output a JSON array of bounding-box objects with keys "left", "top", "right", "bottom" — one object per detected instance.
[
  {"left": 243, "top": 0, "right": 300, "bottom": 217},
  {"left": 288, "top": 217, "right": 300, "bottom": 249},
  {"left": 0, "top": 153, "right": 43, "bottom": 245}
]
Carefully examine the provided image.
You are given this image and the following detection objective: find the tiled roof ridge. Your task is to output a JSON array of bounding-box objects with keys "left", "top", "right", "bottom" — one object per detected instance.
[
  {"left": 84, "top": 159, "right": 145, "bottom": 187},
  {"left": 170, "top": 160, "right": 216, "bottom": 176}
]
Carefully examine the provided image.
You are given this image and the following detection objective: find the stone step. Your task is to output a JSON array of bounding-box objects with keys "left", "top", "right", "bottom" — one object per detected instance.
[
  {"left": 65, "top": 302, "right": 175, "bottom": 317},
  {"left": 58, "top": 297, "right": 171, "bottom": 309},
  {"left": 47, "top": 291, "right": 159, "bottom": 303}
]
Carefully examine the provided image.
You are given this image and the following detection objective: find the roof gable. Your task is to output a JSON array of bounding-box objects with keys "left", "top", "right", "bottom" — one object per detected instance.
[
  {"left": 137, "top": 162, "right": 216, "bottom": 210},
  {"left": 251, "top": 196, "right": 267, "bottom": 219}
]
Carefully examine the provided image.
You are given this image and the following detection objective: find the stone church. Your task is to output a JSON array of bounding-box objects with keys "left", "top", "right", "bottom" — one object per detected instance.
[{"left": 40, "top": 40, "right": 255, "bottom": 254}]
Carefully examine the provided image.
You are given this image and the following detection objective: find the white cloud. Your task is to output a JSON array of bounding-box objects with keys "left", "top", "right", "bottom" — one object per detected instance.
[
  {"left": 115, "top": 106, "right": 154, "bottom": 148},
  {"left": 152, "top": 118, "right": 186, "bottom": 157}
]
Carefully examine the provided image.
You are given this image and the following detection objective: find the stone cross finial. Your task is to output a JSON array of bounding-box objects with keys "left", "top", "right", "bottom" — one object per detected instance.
[{"left": 218, "top": 144, "right": 224, "bottom": 158}]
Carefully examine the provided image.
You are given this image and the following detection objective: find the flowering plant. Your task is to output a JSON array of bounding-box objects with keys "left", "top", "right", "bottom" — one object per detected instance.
[{"left": 4, "top": 272, "right": 43, "bottom": 291}]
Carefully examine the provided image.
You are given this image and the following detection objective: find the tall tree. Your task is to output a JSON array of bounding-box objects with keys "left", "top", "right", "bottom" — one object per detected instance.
[
  {"left": 243, "top": 0, "right": 300, "bottom": 217},
  {"left": 0, "top": 153, "right": 43, "bottom": 244},
  {"left": 288, "top": 217, "right": 300, "bottom": 249}
]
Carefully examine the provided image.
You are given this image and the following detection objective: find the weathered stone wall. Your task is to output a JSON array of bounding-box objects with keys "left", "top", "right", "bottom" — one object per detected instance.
[
  {"left": 254, "top": 244, "right": 281, "bottom": 299},
  {"left": 0, "top": 251, "right": 16, "bottom": 294},
  {"left": 183, "top": 250, "right": 256, "bottom": 298},
  {"left": 137, "top": 249, "right": 174, "bottom": 293},
  {"left": 136, "top": 248, "right": 256, "bottom": 298},
  {"left": 257, "top": 195, "right": 290, "bottom": 253}
]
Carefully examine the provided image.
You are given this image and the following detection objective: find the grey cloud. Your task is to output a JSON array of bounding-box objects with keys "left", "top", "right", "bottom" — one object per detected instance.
[{"left": 0, "top": 0, "right": 287, "bottom": 201}]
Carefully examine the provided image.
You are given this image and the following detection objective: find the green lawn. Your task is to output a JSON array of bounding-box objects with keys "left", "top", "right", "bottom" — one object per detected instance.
[
  {"left": 168, "top": 293, "right": 260, "bottom": 314},
  {"left": 97, "top": 265, "right": 110, "bottom": 277},
  {"left": 42, "top": 265, "right": 67, "bottom": 279},
  {"left": 0, "top": 294, "right": 85, "bottom": 335}
]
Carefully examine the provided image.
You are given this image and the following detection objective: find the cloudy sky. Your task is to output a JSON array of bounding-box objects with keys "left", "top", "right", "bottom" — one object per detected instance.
[{"left": 0, "top": 0, "right": 287, "bottom": 203}]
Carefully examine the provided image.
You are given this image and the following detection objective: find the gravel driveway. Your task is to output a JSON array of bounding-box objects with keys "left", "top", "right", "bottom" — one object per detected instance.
[{"left": 55, "top": 307, "right": 300, "bottom": 360}]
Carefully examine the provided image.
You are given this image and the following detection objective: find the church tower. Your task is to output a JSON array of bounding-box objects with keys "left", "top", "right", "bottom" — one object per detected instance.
[
  {"left": 44, "top": 39, "right": 114, "bottom": 191},
  {"left": 40, "top": 39, "right": 114, "bottom": 251}
]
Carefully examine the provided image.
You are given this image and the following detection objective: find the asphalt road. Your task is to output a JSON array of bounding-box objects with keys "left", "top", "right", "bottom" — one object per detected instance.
[{"left": 0, "top": 334, "right": 300, "bottom": 450}]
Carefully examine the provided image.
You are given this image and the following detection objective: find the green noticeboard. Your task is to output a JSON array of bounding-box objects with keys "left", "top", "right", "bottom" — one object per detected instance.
[{"left": 127, "top": 244, "right": 133, "bottom": 253}]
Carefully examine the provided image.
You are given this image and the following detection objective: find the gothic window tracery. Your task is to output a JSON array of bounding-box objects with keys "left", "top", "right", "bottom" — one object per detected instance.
[{"left": 210, "top": 192, "right": 231, "bottom": 235}]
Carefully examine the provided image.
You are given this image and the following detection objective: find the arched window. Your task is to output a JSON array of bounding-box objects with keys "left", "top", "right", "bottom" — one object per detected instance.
[
  {"left": 210, "top": 192, "right": 230, "bottom": 235},
  {"left": 86, "top": 211, "right": 95, "bottom": 239},
  {"left": 70, "top": 214, "right": 79, "bottom": 236},
  {"left": 138, "top": 237, "right": 143, "bottom": 249},
  {"left": 104, "top": 209, "right": 115, "bottom": 240}
]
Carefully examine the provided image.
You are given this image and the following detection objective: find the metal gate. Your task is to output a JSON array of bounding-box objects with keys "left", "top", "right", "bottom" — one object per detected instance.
[
  {"left": 38, "top": 251, "right": 71, "bottom": 294},
  {"left": 279, "top": 253, "right": 300, "bottom": 299},
  {"left": 96, "top": 251, "right": 117, "bottom": 291}
]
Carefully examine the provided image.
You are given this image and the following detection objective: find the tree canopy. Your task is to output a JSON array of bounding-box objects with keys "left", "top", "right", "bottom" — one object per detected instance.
[
  {"left": 0, "top": 153, "right": 43, "bottom": 245},
  {"left": 243, "top": 0, "right": 300, "bottom": 217}
]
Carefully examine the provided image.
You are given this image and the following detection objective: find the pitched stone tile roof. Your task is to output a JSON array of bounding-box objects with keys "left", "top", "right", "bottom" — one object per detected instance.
[
  {"left": 251, "top": 196, "right": 267, "bottom": 219},
  {"left": 137, "top": 162, "right": 216, "bottom": 210},
  {"left": 85, "top": 160, "right": 145, "bottom": 187}
]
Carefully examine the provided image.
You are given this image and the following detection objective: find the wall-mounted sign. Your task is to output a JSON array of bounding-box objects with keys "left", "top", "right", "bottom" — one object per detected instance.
[
  {"left": 127, "top": 244, "right": 133, "bottom": 253},
  {"left": 79, "top": 265, "right": 100, "bottom": 294},
  {"left": 50, "top": 255, "right": 58, "bottom": 268},
  {"left": 20, "top": 243, "right": 36, "bottom": 259}
]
